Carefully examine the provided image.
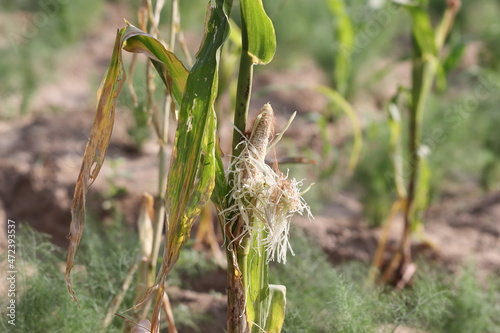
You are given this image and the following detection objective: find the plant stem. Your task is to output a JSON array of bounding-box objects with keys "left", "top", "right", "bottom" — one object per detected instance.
[
  {"left": 402, "top": 55, "right": 436, "bottom": 267},
  {"left": 148, "top": 0, "right": 176, "bottom": 324},
  {"left": 226, "top": 14, "right": 255, "bottom": 332},
  {"left": 226, "top": 241, "right": 250, "bottom": 333},
  {"left": 248, "top": 221, "right": 269, "bottom": 333},
  {"left": 401, "top": 1, "right": 459, "bottom": 271},
  {"left": 231, "top": 52, "right": 253, "bottom": 157},
  {"left": 150, "top": 0, "right": 181, "bottom": 283}
]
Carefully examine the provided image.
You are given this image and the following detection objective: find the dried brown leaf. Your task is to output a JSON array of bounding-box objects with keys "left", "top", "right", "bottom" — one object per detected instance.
[{"left": 65, "top": 30, "right": 126, "bottom": 304}]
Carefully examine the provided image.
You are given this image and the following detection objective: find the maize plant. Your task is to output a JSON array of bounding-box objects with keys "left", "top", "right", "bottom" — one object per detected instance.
[
  {"left": 369, "top": 0, "right": 461, "bottom": 288},
  {"left": 65, "top": 0, "right": 310, "bottom": 332}
]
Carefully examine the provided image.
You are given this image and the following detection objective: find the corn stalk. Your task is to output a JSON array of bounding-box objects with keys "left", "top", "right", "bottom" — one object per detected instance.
[
  {"left": 328, "top": 0, "right": 354, "bottom": 96},
  {"left": 369, "top": 0, "right": 461, "bottom": 287},
  {"left": 218, "top": 1, "right": 287, "bottom": 331}
]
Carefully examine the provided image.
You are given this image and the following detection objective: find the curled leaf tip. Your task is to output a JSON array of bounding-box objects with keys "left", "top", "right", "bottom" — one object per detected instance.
[
  {"left": 131, "top": 320, "right": 152, "bottom": 333},
  {"left": 65, "top": 276, "right": 81, "bottom": 308}
]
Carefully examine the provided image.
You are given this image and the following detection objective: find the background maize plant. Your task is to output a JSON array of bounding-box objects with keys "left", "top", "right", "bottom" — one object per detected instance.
[{"left": 1, "top": 0, "right": 500, "bottom": 332}]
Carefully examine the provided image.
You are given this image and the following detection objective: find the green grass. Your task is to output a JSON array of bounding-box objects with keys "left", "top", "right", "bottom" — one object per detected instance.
[
  {"left": 2, "top": 222, "right": 499, "bottom": 332},
  {"left": 0, "top": 218, "right": 216, "bottom": 333},
  {"left": 0, "top": 220, "right": 137, "bottom": 332},
  {"left": 440, "top": 266, "right": 500, "bottom": 333},
  {"left": 271, "top": 229, "right": 500, "bottom": 333}
]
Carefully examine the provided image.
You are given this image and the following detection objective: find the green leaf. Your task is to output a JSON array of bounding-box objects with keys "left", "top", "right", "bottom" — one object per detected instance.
[
  {"left": 264, "top": 285, "right": 286, "bottom": 333},
  {"left": 145, "top": 2, "right": 231, "bottom": 331},
  {"left": 240, "top": 0, "right": 276, "bottom": 64},
  {"left": 163, "top": 0, "right": 230, "bottom": 274},
  {"left": 411, "top": 153, "right": 430, "bottom": 230},
  {"left": 246, "top": 222, "right": 270, "bottom": 333},
  {"left": 328, "top": 0, "right": 355, "bottom": 95},
  {"left": 435, "top": 62, "right": 448, "bottom": 92},
  {"left": 387, "top": 88, "right": 408, "bottom": 199},
  {"left": 407, "top": 6, "right": 437, "bottom": 56},
  {"left": 442, "top": 39, "right": 465, "bottom": 74},
  {"left": 121, "top": 23, "right": 189, "bottom": 107},
  {"left": 211, "top": 139, "right": 228, "bottom": 209}
]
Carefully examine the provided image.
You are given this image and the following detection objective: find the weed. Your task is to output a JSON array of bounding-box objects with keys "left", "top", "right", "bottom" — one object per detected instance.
[
  {"left": 272, "top": 230, "right": 500, "bottom": 333},
  {"left": 0, "top": 222, "right": 137, "bottom": 332}
]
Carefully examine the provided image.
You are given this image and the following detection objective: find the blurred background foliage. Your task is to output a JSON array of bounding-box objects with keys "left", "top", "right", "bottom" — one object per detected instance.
[
  {"left": 1, "top": 0, "right": 103, "bottom": 114},
  {"left": 1, "top": 0, "right": 500, "bottom": 222},
  {"left": 6, "top": 222, "right": 500, "bottom": 332}
]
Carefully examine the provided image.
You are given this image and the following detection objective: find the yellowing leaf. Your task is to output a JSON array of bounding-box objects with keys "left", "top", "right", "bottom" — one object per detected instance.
[
  {"left": 66, "top": 30, "right": 125, "bottom": 304},
  {"left": 65, "top": 24, "right": 189, "bottom": 303}
]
